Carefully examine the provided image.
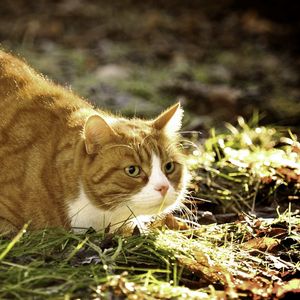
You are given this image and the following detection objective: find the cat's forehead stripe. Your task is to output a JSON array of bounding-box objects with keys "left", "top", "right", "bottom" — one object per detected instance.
[{"left": 109, "top": 118, "right": 177, "bottom": 163}]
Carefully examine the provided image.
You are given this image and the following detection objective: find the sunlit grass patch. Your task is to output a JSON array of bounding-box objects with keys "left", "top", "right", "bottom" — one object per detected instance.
[{"left": 186, "top": 116, "right": 300, "bottom": 214}]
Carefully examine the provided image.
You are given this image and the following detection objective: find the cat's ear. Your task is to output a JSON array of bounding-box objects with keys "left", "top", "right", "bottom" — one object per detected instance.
[
  {"left": 84, "top": 115, "right": 117, "bottom": 154},
  {"left": 153, "top": 102, "right": 183, "bottom": 135}
]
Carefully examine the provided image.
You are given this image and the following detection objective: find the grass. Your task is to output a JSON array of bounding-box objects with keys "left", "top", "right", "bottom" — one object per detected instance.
[
  {"left": 186, "top": 116, "right": 300, "bottom": 214},
  {"left": 1, "top": 213, "right": 299, "bottom": 299},
  {"left": 1, "top": 119, "right": 300, "bottom": 299}
]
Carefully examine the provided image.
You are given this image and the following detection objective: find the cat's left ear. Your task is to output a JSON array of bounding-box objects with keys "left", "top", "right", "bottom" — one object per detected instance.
[
  {"left": 153, "top": 102, "right": 183, "bottom": 135},
  {"left": 84, "top": 114, "right": 117, "bottom": 154}
]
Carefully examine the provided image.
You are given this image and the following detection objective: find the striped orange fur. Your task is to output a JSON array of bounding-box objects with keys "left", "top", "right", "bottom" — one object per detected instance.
[{"left": 0, "top": 50, "right": 188, "bottom": 236}]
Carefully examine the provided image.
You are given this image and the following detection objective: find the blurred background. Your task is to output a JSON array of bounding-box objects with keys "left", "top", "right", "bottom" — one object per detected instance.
[{"left": 1, "top": 0, "right": 299, "bottom": 132}]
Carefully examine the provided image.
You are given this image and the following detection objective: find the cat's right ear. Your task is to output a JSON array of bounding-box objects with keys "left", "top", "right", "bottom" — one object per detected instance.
[
  {"left": 153, "top": 102, "right": 183, "bottom": 135},
  {"left": 84, "top": 115, "right": 117, "bottom": 154}
]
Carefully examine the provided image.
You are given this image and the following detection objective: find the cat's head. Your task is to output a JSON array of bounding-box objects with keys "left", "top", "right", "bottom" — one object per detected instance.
[{"left": 81, "top": 103, "right": 188, "bottom": 222}]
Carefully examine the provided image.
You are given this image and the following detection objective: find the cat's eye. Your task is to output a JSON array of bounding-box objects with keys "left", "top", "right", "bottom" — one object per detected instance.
[
  {"left": 125, "top": 165, "right": 141, "bottom": 177},
  {"left": 164, "top": 161, "right": 175, "bottom": 174}
]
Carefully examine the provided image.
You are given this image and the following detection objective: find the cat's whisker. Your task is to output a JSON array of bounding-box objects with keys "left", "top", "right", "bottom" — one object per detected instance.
[
  {"left": 176, "top": 203, "right": 198, "bottom": 226},
  {"left": 104, "top": 144, "right": 135, "bottom": 152},
  {"left": 108, "top": 212, "right": 135, "bottom": 228},
  {"left": 186, "top": 195, "right": 211, "bottom": 203},
  {"left": 179, "top": 130, "right": 203, "bottom": 135},
  {"left": 69, "top": 202, "right": 91, "bottom": 220},
  {"left": 78, "top": 189, "right": 132, "bottom": 198},
  {"left": 179, "top": 139, "right": 201, "bottom": 151},
  {"left": 140, "top": 134, "right": 152, "bottom": 148},
  {"left": 165, "top": 142, "right": 181, "bottom": 154}
]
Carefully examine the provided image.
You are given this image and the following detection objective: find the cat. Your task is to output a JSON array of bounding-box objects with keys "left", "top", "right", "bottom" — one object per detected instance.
[{"left": 0, "top": 50, "right": 189, "bottom": 236}]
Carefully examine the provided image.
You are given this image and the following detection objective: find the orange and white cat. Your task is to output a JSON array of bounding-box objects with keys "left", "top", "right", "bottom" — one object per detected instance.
[{"left": 0, "top": 50, "right": 188, "bottom": 236}]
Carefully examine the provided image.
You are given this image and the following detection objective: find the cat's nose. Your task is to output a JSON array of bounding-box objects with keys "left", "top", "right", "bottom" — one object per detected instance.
[{"left": 155, "top": 184, "right": 169, "bottom": 196}]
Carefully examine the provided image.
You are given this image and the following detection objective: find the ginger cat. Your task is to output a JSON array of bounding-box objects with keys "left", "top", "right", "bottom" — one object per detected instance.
[{"left": 0, "top": 50, "right": 188, "bottom": 236}]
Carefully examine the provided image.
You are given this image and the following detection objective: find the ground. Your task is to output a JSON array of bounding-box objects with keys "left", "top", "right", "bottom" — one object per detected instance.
[{"left": 0, "top": 1, "right": 299, "bottom": 299}]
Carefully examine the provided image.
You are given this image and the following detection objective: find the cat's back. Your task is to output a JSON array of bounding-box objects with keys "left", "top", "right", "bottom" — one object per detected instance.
[
  {"left": 0, "top": 50, "right": 51, "bottom": 118},
  {"left": 0, "top": 50, "right": 92, "bottom": 127},
  {"left": 0, "top": 50, "right": 37, "bottom": 99},
  {"left": 0, "top": 50, "right": 95, "bottom": 162}
]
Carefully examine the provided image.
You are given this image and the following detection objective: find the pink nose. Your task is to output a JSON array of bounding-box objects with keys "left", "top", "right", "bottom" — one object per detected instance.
[{"left": 155, "top": 184, "right": 169, "bottom": 196}]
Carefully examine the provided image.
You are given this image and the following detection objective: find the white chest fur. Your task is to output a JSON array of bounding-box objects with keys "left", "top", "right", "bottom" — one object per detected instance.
[
  {"left": 68, "top": 186, "right": 142, "bottom": 232},
  {"left": 68, "top": 187, "right": 108, "bottom": 231}
]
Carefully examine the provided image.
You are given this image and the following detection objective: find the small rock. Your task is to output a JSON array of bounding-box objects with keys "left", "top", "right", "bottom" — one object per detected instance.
[
  {"left": 95, "top": 64, "right": 130, "bottom": 81},
  {"left": 197, "top": 211, "right": 217, "bottom": 224}
]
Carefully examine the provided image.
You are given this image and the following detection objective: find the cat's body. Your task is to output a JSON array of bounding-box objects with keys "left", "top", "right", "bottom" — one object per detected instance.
[{"left": 0, "top": 50, "right": 188, "bottom": 236}]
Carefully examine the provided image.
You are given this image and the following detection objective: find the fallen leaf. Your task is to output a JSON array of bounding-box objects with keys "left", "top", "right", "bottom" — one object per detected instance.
[
  {"left": 238, "top": 278, "right": 273, "bottom": 299},
  {"left": 178, "top": 249, "right": 230, "bottom": 285},
  {"left": 242, "top": 237, "right": 280, "bottom": 252},
  {"left": 274, "top": 279, "right": 300, "bottom": 298},
  {"left": 292, "top": 145, "right": 300, "bottom": 154},
  {"left": 260, "top": 176, "right": 274, "bottom": 184},
  {"left": 276, "top": 167, "right": 300, "bottom": 183},
  {"left": 163, "top": 214, "right": 190, "bottom": 231},
  {"left": 256, "top": 227, "right": 287, "bottom": 239}
]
